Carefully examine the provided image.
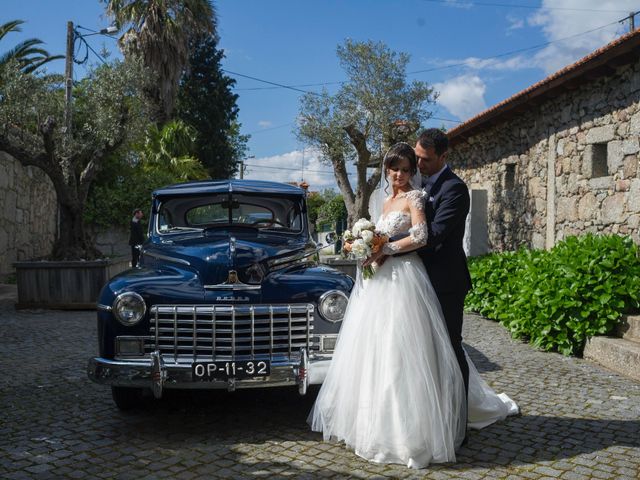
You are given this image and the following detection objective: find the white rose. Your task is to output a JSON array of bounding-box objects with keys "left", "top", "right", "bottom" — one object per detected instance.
[
  {"left": 360, "top": 229, "right": 374, "bottom": 244},
  {"left": 351, "top": 238, "right": 370, "bottom": 259},
  {"left": 351, "top": 221, "right": 362, "bottom": 237},
  {"left": 352, "top": 218, "right": 373, "bottom": 237},
  {"left": 342, "top": 229, "right": 353, "bottom": 241}
]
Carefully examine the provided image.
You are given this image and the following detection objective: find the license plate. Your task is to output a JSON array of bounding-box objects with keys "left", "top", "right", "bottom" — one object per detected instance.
[{"left": 192, "top": 360, "right": 271, "bottom": 381}]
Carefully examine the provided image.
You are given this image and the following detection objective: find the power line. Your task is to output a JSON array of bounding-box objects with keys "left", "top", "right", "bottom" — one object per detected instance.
[
  {"left": 432, "top": 116, "right": 462, "bottom": 123},
  {"left": 223, "top": 69, "right": 320, "bottom": 96},
  {"left": 244, "top": 116, "right": 460, "bottom": 137},
  {"left": 227, "top": 17, "right": 626, "bottom": 96},
  {"left": 419, "top": 0, "right": 630, "bottom": 13},
  {"left": 236, "top": 81, "right": 342, "bottom": 92},
  {"left": 246, "top": 122, "right": 295, "bottom": 135},
  {"left": 72, "top": 25, "right": 117, "bottom": 67},
  {"left": 408, "top": 18, "right": 622, "bottom": 74},
  {"left": 244, "top": 162, "right": 350, "bottom": 176}
]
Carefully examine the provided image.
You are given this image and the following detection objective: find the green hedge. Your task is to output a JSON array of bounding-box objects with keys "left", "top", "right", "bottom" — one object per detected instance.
[{"left": 465, "top": 234, "right": 640, "bottom": 356}]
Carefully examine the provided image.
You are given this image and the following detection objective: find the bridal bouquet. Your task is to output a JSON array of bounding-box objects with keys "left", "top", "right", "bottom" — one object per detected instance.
[{"left": 341, "top": 218, "right": 388, "bottom": 280}]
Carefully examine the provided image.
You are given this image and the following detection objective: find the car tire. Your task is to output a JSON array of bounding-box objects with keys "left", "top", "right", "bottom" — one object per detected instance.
[{"left": 111, "top": 386, "right": 144, "bottom": 411}]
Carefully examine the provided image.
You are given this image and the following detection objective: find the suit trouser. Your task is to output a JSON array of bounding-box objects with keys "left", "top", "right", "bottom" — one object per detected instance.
[
  {"left": 131, "top": 246, "right": 140, "bottom": 268},
  {"left": 437, "top": 291, "right": 470, "bottom": 400}
]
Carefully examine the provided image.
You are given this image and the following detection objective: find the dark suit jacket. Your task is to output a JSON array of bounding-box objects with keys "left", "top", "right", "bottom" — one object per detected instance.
[
  {"left": 129, "top": 219, "right": 145, "bottom": 246},
  {"left": 417, "top": 166, "right": 472, "bottom": 295}
]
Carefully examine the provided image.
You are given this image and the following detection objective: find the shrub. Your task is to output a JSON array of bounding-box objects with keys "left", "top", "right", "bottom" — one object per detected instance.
[{"left": 465, "top": 234, "right": 640, "bottom": 356}]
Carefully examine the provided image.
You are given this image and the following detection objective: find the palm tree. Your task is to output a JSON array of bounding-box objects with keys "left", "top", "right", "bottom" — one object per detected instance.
[
  {"left": 0, "top": 20, "right": 63, "bottom": 74},
  {"left": 139, "top": 119, "right": 209, "bottom": 180},
  {"left": 102, "top": 0, "right": 216, "bottom": 124}
]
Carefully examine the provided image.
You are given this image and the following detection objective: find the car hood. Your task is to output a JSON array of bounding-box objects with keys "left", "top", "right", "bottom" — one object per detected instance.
[{"left": 142, "top": 230, "right": 312, "bottom": 286}]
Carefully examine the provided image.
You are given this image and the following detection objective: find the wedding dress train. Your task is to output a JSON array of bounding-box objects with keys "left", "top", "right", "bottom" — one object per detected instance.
[{"left": 308, "top": 203, "right": 518, "bottom": 469}]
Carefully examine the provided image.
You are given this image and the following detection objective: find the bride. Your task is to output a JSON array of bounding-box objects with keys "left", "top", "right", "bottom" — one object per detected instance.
[{"left": 308, "top": 142, "right": 518, "bottom": 469}]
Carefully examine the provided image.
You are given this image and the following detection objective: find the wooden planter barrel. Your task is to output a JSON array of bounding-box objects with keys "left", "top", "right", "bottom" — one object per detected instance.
[{"left": 14, "top": 258, "right": 130, "bottom": 309}]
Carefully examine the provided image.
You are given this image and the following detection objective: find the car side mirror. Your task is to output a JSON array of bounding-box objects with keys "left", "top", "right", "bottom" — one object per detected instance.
[{"left": 325, "top": 232, "right": 337, "bottom": 244}]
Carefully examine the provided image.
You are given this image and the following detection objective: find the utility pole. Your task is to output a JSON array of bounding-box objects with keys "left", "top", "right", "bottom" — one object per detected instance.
[
  {"left": 239, "top": 155, "right": 254, "bottom": 179},
  {"left": 621, "top": 11, "right": 639, "bottom": 33},
  {"left": 63, "top": 21, "right": 74, "bottom": 147}
]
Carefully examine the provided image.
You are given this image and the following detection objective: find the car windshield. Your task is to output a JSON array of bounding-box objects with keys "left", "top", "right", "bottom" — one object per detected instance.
[{"left": 156, "top": 193, "right": 304, "bottom": 234}]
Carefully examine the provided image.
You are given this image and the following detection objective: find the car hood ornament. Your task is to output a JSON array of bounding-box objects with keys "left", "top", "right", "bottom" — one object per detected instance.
[{"left": 226, "top": 270, "right": 239, "bottom": 284}]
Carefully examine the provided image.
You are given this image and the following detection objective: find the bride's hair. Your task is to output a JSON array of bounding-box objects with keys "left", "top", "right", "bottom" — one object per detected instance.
[{"left": 382, "top": 142, "right": 418, "bottom": 192}]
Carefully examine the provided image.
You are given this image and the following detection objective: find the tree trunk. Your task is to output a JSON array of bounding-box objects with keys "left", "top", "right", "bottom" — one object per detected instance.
[
  {"left": 348, "top": 188, "right": 375, "bottom": 227},
  {"left": 51, "top": 202, "right": 101, "bottom": 260}
]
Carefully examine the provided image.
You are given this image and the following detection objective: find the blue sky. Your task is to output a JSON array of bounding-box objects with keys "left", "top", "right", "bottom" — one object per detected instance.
[{"left": 3, "top": 0, "right": 637, "bottom": 190}]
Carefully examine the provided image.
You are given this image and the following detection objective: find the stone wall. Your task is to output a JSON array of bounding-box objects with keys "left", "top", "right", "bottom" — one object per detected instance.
[
  {"left": 93, "top": 227, "right": 130, "bottom": 259},
  {"left": 0, "top": 152, "right": 58, "bottom": 279},
  {"left": 449, "top": 59, "right": 640, "bottom": 253}
]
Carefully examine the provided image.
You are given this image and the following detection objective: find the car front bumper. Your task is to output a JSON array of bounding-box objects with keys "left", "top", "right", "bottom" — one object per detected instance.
[{"left": 87, "top": 349, "right": 332, "bottom": 397}]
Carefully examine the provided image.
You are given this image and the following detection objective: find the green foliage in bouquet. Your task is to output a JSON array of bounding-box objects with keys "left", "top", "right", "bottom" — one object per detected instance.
[{"left": 465, "top": 234, "right": 640, "bottom": 356}]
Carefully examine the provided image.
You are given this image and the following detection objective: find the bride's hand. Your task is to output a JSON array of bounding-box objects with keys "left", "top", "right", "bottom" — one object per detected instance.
[{"left": 363, "top": 249, "right": 386, "bottom": 268}]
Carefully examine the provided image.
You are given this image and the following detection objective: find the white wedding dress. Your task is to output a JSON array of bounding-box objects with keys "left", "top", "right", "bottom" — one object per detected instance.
[{"left": 308, "top": 190, "right": 518, "bottom": 469}]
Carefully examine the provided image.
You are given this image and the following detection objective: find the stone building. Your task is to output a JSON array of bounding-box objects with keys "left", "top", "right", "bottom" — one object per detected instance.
[
  {"left": 449, "top": 29, "right": 640, "bottom": 256},
  {"left": 0, "top": 152, "right": 58, "bottom": 280}
]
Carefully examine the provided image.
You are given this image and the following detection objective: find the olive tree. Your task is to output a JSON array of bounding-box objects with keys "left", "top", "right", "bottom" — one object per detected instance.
[
  {"left": 0, "top": 59, "right": 151, "bottom": 260},
  {"left": 296, "top": 40, "right": 436, "bottom": 227}
]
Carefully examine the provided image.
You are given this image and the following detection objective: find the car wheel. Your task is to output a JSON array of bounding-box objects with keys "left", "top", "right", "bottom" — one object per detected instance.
[{"left": 111, "top": 386, "right": 144, "bottom": 411}]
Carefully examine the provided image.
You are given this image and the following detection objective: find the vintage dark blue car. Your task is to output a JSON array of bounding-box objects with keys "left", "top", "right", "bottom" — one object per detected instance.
[{"left": 87, "top": 179, "right": 354, "bottom": 409}]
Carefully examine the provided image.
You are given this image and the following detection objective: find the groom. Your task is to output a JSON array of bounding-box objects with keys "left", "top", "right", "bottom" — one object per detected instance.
[{"left": 414, "top": 128, "right": 472, "bottom": 401}]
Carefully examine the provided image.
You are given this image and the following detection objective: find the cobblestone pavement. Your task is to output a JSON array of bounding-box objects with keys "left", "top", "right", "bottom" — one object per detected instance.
[{"left": 1, "top": 288, "right": 639, "bottom": 479}]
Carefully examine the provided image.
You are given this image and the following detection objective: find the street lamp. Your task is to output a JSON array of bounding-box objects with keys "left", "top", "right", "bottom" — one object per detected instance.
[{"left": 63, "top": 22, "right": 118, "bottom": 145}]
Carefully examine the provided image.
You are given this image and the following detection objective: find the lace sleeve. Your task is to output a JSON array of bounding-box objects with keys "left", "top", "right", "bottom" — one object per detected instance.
[
  {"left": 405, "top": 190, "right": 428, "bottom": 246},
  {"left": 404, "top": 190, "right": 426, "bottom": 213},
  {"left": 382, "top": 241, "right": 400, "bottom": 254},
  {"left": 408, "top": 221, "right": 428, "bottom": 246}
]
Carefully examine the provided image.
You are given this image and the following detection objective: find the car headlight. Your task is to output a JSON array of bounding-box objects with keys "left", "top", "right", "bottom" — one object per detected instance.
[
  {"left": 318, "top": 290, "right": 349, "bottom": 323},
  {"left": 113, "top": 292, "right": 146, "bottom": 326}
]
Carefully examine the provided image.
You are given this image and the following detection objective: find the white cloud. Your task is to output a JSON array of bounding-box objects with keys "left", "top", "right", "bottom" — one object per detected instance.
[
  {"left": 529, "top": 0, "right": 634, "bottom": 74},
  {"left": 243, "top": 149, "right": 352, "bottom": 191},
  {"left": 434, "top": 75, "right": 487, "bottom": 120},
  {"left": 443, "top": 0, "right": 473, "bottom": 8},
  {"left": 506, "top": 15, "right": 525, "bottom": 33},
  {"left": 257, "top": 120, "right": 273, "bottom": 128},
  {"left": 424, "top": 1, "right": 633, "bottom": 76},
  {"left": 437, "top": 55, "right": 531, "bottom": 72}
]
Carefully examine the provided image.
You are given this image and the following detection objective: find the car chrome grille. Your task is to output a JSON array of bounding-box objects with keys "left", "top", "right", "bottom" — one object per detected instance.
[{"left": 146, "top": 304, "right": 314, "bottom": 363}]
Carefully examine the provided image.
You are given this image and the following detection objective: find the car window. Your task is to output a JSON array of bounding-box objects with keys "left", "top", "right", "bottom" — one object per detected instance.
[
  {"left": 187, "top": 204, "right": 229, "bottom": 225},
  {"left": 156, "top": 194, "right": 304, "bottom": 234}
]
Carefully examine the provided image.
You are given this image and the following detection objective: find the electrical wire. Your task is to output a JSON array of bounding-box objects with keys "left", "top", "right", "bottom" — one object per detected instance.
[
  {"left": 246, "top": 122, "right": 295, "bottom": 135},
  {"left": 73, "top": 27, "right": 112, "bottom": 66},
  {"left": 419, "top": 0, "right": 631, "bottom": 13},
  {"left": 223, "top": 69, "right": 320, "bottom": 95},
  {"left": 243, "top": 162, "right": 352, "bottom": 176},
  {"left": 408, "top": 18, "right": 623, "bottom": 74},
  {"left": 227, "top": 16, "right": 627, "bottom": 94}
]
